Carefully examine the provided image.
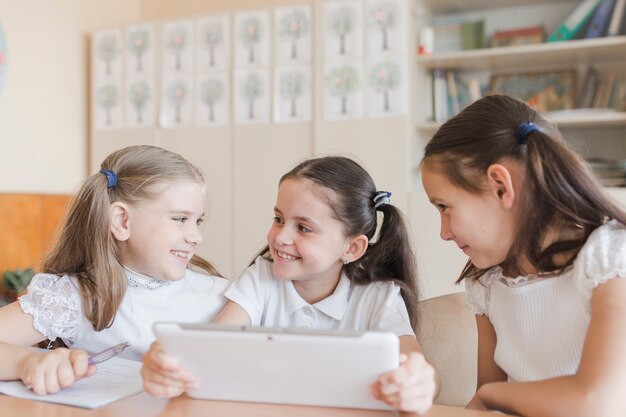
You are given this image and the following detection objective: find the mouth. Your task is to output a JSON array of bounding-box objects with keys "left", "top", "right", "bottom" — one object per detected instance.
[
  {"left": 275, "top": 250, "right": 300, "bottom": 261},
  {"left": 171, "top": 250, "right": 192, "bottom": 261}
]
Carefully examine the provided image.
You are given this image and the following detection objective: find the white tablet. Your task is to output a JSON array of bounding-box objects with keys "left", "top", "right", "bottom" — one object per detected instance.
[{"left": 152, "top": 323, "right": 399, "bottom": 410}]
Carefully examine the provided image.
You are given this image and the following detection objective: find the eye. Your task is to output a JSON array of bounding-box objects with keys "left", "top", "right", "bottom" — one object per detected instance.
[
  {"left": 173, "top": 217, "right": 187, "bottom": 223},
  {"left": 298, "top": 224, "right": 312, "bottom": 233},
  {"left": 436, "top": 204, "right": 448, "bottom": 213},
  {"left": 273, "top": 216, "right": 284, "bottom": 224},
  {"left": 196, "top": 218, "right": 205, "bottom": 226}
]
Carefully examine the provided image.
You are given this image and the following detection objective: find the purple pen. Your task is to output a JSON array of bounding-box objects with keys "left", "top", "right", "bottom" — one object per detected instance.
[{"left": 87, "top": 342, "right": 130, "bottom": 365}]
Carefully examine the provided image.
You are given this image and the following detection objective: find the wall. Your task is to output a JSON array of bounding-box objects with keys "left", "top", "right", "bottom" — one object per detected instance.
[{"left": 0, "top": 0, "right": 142, "bottom": 194}]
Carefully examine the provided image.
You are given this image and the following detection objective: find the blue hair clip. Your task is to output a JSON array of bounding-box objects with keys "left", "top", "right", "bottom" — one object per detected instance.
[
  {"left": 516, "top": 122, "right": 540, "bottom": 145},
  {"left": 373, "top": 191, "right": 392, "bottom": 210},
  {"left": 100, "top": 169, "right": 117, "bottom": 188}
]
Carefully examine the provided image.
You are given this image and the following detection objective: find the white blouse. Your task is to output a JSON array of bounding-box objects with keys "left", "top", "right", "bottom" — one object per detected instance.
[
  {"left": 466, "top": 220, "right": 626, "bottom": 382},
  {"left": 224, "top": 257, "right": 415, "bottom": 337},
  {"left": 19, "top": 267, "right": 229, "bottom": 361}
]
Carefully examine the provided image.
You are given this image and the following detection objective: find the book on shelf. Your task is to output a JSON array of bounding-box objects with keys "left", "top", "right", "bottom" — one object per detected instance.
[
  {"left": 548, "top": 0, "right": 603, "bottom": 42},
  {"left": 432, "top": 23, "right": 463, "bottom": 54},
  {"left": 579, "top": 67, "right": 599, "bottom": 108},
  {"left": 607, "top": 0, "right": 626, "bottom": 35},
  {"left": 462, "top": 20, "right": 485, "bottom": 50},
  {"left": 430, "top": 19, "right": 485, "bottom": 54},
  {"left": 584, "top": 0, "right": 617, "bottom": 38},
  {"left": 431, "top": 69, "right": 482, "bottom": 122},
  {"left": 491, "top": 25, "right": 546, "bottom": 47}
]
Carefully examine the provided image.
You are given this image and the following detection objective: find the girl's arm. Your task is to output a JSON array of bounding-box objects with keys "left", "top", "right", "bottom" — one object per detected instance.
[
  {"left": 212, "top": 300, "right": 252, "bottom": 325},
  {"left": 475, "top": 314, "right": 508, "bottom": 389},
  {"left": 372, "top": 335, "right": 439, "bottom": 414},
  {"left": 470, "top": 277, "right": 626, "bottom": 417},
  {"left": 0, "top": 302, "right": 93, "bottom": 394}
]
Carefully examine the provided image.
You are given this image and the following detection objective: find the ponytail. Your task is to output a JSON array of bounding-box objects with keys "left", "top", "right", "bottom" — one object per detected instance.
[{"left": 345, "top": 204, "right": 419, "bottom": 330}]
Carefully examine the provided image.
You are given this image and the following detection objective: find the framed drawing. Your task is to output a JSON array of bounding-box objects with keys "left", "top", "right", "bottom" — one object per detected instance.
[{"left": 489, "top": 70, "right": 575, "bottom": 113}]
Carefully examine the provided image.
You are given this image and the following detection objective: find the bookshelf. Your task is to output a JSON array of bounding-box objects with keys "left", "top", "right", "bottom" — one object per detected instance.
[{"left": 416, "top": 35, "right": 626, "bottom": 70}]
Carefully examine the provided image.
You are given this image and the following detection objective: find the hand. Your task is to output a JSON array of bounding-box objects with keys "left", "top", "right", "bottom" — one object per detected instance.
[
  {"left": 141, "top": 341, "right": 198, "bottom": 398},
  {"left": 17, "top": 348, "right": 96, "bottom": 395},
  {"left": 371, "top": 351, "right": 436, "bottom": 414}
]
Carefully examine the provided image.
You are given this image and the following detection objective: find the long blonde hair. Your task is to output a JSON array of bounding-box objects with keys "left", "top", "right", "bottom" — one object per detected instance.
[{"left": 43, "top": 145, "right": 220, "bottom": 331}]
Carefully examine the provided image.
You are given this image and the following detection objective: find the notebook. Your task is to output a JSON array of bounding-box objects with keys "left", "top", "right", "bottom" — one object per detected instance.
[{"left": 153, "top": 322, "right": 399, "bottom": 410}]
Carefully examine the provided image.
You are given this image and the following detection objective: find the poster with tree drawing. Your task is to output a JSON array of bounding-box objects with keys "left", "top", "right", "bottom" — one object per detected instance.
[
  {"left": 366, "top": 0, "right": 405, "bottom": 58},
  {"left": 274, "top": 67, "right": 311, "bottom": 123},
  {"left": 324, "top": 63, "right": 363, "bottom": 120},
  {"left": 125, "top": 77, "right": 156, "bottom": 127},
  {"left": 275, "top": 6, "right": 311, "bottom": 65},
  {"left": 92, "top": 29, "right": 122, "bottom": 80},
  {"left": 235, "top": 69, "right": 269, "bottom": 123},
  {"left": 367, "top": 59, "right": 405, "bottom": 117},
  {"left": 324, "top": 0, "right": 362, "bottom": 61},
  {"left": 234, "top": 10, "right": 270, "bottom": 68},
  {"left": 196, "top": 14, "right": 230, "bottom": 72},
  {"left": 163, "top": 20, "right": 194, "bottom": 74},
  {"left": 93, "top": 80, "right": 122, "bottom": 130},
  {"left": 126, "top": 24, "right": 155, "bottom": 76},
  {"left": 160, "top": 76, "right": 193, "bottom": 127},
  {"left": 195, "top": 73, "right": 229, "bottom": 126}
]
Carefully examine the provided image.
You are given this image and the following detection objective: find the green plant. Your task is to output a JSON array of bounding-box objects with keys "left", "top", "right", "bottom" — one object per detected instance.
[{"left": 3, "top": 268, "right": 36, "bottom": 296}]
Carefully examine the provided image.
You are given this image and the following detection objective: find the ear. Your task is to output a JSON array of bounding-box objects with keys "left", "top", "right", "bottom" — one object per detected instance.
[
  {"left": 110, "top": 202, "right": 131, "bottom": 242},
  {"left": 344, "top": 234, "right": 369, "bottom": 263},
  {"left": 486, "top": 164, "right": 515, "bottom": 209}
]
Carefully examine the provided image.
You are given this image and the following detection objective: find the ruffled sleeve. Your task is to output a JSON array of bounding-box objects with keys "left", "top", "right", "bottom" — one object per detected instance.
[
  {"left": 576, "top": 220, "right": 626, "bottom": 293},
  {"left": 18, "top": 274, "right": 81, "bottom": 343},
  {"left": 464, "top": 268, "right": 500, "bottom": 317}
]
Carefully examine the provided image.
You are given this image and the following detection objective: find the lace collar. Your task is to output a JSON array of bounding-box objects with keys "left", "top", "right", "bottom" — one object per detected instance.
[{"left": 124, "top": 266, "right": 175, "bottom": 290}]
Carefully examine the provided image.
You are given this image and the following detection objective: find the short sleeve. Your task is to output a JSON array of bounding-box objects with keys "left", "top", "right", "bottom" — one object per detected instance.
[
  {"left": 223, "top": 257, "right": 271, "bottom": 325},
  {"left": 18, "top": 274, "right": 81, "bottom": 342},
  {"left": 368, "top": 283, "right": 414, "bottom": 337},
  {"left": 464, "top": 269, "right": 499, "bottom": 316},
  {"left": 577, "top": 220, "right": 626, "bottom": 290}
]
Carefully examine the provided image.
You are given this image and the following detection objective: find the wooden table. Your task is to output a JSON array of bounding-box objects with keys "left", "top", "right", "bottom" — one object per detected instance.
[{"left": 0, "top": 393, "right": 507, "bottom": 417}]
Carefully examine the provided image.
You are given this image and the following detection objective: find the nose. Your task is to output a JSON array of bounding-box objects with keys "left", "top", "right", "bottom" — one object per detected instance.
[
  {"left": 274, "top": 225, "right": 294, "bottom": 246},
  {"left": 439, "top": 215, "right": 453, "bottom": 241},
  {"left": 186, "top": 225, "right": 204, "bottom": 246}
]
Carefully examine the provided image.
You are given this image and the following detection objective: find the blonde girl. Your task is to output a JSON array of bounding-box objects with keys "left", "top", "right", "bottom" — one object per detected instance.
[{"left": 0, "top": 145, "right": 229, "bottom": 395}]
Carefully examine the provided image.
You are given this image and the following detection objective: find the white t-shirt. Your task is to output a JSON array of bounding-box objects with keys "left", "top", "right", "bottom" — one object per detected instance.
[
  {"left": 224, "top": 257, "right": 415, "bottom": 337},
  {"left": 466, "top": 220, "right": 626, "bottom": 382},
  {"left": 19, "top": 267, "right": 229, "bottom": 361}
]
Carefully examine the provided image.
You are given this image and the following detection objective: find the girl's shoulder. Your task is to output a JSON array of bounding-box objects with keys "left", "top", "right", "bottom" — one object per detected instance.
[
  {"left": 22, "top": 273, "right": 81, "bottom": 299},
  {"left": 184, "top": 269, "right": 231, "bottom": 291},
  {"left": 464, "top": 268, "right": 501, "bottom": 316},
  {"left": 575, "top": 220, "right": 626, "bottom": 287}
]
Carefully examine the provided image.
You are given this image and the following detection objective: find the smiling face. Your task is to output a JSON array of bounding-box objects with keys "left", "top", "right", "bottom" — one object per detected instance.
[
  {"left": 421, "top": 163, "right": 517, "bottom": 270},
  {"left": 119, "top": 181, "right": 206, "bottom": 281},
  {"left": 267, "top": 178, "right": 352, "bottom": 291}
]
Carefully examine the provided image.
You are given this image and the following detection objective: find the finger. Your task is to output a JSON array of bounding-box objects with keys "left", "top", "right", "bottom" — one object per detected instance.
[
  {"left": 143, "top": 347, "right": 181, "bottom": 373},
  {"left": 43, "top": 365, "right": 62, "bottom": 395},
  {"left": 143, "top": 378, "right": 186, "bottom": 398},
  {"left": 70, "top": 350, "right": 90, "bottom": 377},
  {"left": 56, "top": 359, "right": 77, "bottom": 389},
  {"left": 28, "top": 362, "right": 48, "bottom": 396},
  {"left": 141, "top": 365, "right": 197, "bottom": 390}
]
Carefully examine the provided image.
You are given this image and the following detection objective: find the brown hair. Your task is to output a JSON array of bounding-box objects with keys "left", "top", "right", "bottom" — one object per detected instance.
[
  {"left": 422, "top": 94, "right": 626, "bottom": 282},
  {"left": 43, "top": 145, "right": 220, "bottom": 331},
  {"left": 254, "top": 156, "right": 420, "bottom": 329}
]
